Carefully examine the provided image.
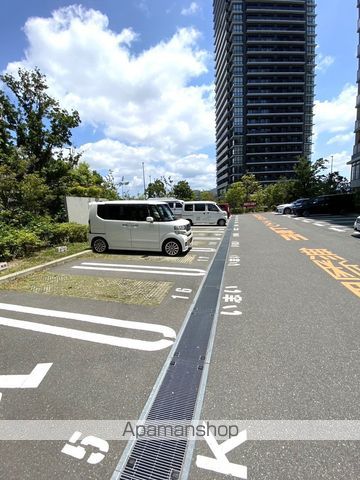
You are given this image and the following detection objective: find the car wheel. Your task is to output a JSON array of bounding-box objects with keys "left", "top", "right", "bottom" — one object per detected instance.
[
  {"left": 284, "top": 207, "right": 291, "bottom": 214},
  {"left": 92, "top": 237, "right": 108, "bottom": 253},
  {"left": 303, "top": 210, "right": 310, "bottom": 217},
  {"left": 163, "top": 239, "right": 182, "bottom": 256},
  {"left": 217, "top": 219, "right": 226, "bottom": 226}
]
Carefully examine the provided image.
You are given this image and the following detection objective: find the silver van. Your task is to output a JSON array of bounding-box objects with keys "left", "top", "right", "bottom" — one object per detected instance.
[
  {"left": 89, "top": 200, "right": 192, "bottom": 256},
  {"left": 183, "top": 201, "right": 227, "bottom": 226}
]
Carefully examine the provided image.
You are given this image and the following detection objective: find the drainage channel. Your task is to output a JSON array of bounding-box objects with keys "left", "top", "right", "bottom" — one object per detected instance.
[{"left": 112, "top": 219, "right": 234, "bottom": 480}]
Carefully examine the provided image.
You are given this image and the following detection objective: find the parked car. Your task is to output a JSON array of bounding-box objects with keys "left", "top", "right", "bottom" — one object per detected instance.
[
  {"left": 89, "top": 200, "right": 192, "bottom": 256},
  {"left": 183, "top": 201, "right": 227, "bottom": 226},
  {"left": 354, "top": 215, "right": 360, "bottom": 232},
  {"left": 292, "top": 198, "right": 313, "bottom": 216},
  {"left": 276, "top": 202, "right": 293, "bottom": 215},
  {"left": 276, "top": 198, "right": 309, "bottom": 215},
  {"left": 292, "top": 194, "right": 355, "bottom": 217}
]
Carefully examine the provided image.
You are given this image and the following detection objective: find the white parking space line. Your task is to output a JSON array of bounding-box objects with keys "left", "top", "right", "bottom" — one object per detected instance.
[
  {"left": 313, "top": 223, "right": 326, "bottom": 227},
  {"left": 0, "top": 303, "right": 176, "bottom": 351},
  {"left": 328, "top": 227, "right": 349, "bottom": 232},
  {"left": 0, "top": 317, "right": 174, "bottom": 351},
  {"left": 0, "top": 363, "right": 52, "bottom": 389},
  {"left": 72, "top": 263, "right": 206, "bottom": 277},
  {"left": 0, "top": 303, "right": 176, "bottom": 338},
  {"left": 0, "top": 303, "right": 176, "bottom": 352},
  {"left": 191, "top": 228, "right": 226, "bottom": 231},
  {"left": 191, "top": 248, "right": 216, "bottom": 253},
  {"left": 192, "top": 237, "right": 221, "bottom": 241}
]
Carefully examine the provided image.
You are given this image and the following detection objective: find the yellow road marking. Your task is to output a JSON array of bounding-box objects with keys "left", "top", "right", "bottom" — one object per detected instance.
[{"left": 300, "top": 248, "right": 360, "bottom": 299}]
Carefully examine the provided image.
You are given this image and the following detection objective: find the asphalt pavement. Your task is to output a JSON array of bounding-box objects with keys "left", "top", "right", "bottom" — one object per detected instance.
[{"left": 1, "top": 216, "right": 359, "bottom": 480}]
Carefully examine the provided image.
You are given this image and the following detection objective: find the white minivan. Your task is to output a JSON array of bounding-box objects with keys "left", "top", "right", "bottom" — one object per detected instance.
[
  {"left": 183, "top": 201, "right": 227, "bottom": 226},
  {"left": 149, "top": 198, "right": 185, "bottom": 218},
  {"left": 89, "top": 201, "right": 193, "bottom": 256}
]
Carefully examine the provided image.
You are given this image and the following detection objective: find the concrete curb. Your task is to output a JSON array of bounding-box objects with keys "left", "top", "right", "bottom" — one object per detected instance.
[{"left": 0, "top": 249, "right": 92, "bottom": 283}]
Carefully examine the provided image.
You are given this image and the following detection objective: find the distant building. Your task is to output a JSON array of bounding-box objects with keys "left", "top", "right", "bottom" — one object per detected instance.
[
  {"left": 213, "top": 0, "right": 316, "bottom": 196},
  {"left": 349, "top": 0, "right": 360, "bottom": 190}
]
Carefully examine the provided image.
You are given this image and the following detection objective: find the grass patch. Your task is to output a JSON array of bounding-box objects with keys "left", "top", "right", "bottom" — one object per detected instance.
[
  {"left": 0, "top": 271, "right": 172, "bottom": 306},
  {"left": 0, "top": 243, "right": 89, "bottom": 277}
]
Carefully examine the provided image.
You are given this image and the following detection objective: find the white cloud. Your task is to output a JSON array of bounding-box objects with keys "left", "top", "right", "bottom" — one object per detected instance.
[
  {"left": 327, "top": 132, "right": 353, "bottom": 145},
  {"left": 80, "top": 139, "right": 215, "bottom": 194},
  {"left": 313, "top": 84, "right": 356, "bottom": 178},
  {"left": 327, "top": 151, "right": 351, "bottom": 175},
  {"left": 181, "top": 2, "right": 200, "bottom": 16},
  {"left": 316, "top": 53, "right": 335, "bottom": 73},
  {"left": 6, "top": 5, "right": 215, "bottom": 193},
  {"left": 314, "top": 84, "right": 357, "bottom": 137}
]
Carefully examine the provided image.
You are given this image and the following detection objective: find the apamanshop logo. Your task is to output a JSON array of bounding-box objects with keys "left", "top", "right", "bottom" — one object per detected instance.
[{"left": 123, "top": 420, "right": 240, "bottom": 441}]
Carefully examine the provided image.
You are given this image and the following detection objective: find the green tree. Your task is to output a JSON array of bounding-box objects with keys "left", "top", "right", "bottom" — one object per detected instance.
[
  {"left": 241, "top": 174, "right": 261, "bottom": 201},
  {"left": 0, "top": 67, "right": 81, "bottom": 217},
  {"left": 199, "top": 190, "right": 216, "bottom": 201},
  {"left": 225, "top": 182, "right": 246, "bottom": 210},
  {"left": 291, "top": 157, "right": 327, "bottom": 198},
  {"left": 146, "top": 179, "right": 167, "bottom": 198},
  {"left": 320, "top": 171, "right": 350, "bottom": 194},
  {"left": 173, "top": 180, "right": 194, "bottom": 200},
  {"left": 67, "top": 163, "right": 119, "bottom": 199},
  {"left": 261, "top": 178, "right": 295, "bottom": 209}
]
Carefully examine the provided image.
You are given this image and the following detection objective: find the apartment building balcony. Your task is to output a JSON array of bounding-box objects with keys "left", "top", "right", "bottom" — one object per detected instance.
[
  {"left": 246, "top": 38, "right": 305, "bottom": 44},
  {"left": 354, "top": 119, "right": 360, "bottom": 132},
  {"left": 247, "top": 140, "right": 303, "bottom": 146},
  {"left": 247, "top": 119, "right": 303, "bottom": 125},
  {"left": 353, "top": 143, "right": 360, "bottom": 156},
  {"left": 246, "top": 149, "right": 303, "bottom": 156},
  {"left": 247, "top": 90, "right": 304, "bottom": 96},
  {"left": 246, "top": 17, "right": 305, "bottom": 24},
  {"left": 247, "top": 100, "right": 304, "bottom": 106},
  {"left": 246, "top": 7, "right": 306, "bottom": 14},
  {"left": 247, "top": 58, "right": 305, "bottom": 64}
]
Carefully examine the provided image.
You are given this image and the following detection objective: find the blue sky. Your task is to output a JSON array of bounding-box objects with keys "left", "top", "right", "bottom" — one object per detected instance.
[{"left": 0, "top": 0, "right": 358, "bottom": 194}]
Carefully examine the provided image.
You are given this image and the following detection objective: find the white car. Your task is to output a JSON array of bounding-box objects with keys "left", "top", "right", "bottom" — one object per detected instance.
[
  {"left": 354, "top": 215, "right": 360, "bottom": 232},
  {"left": 276, "top": 203, "right": 294, "bottom": 214},
  {"left": 276, "top": 198, "right": 309, "bottom": 215}
]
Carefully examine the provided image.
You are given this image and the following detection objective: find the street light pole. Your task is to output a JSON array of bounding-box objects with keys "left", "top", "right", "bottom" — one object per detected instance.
[
  {"left": 142, "top": 162, "right": 146, "bottom": 198},
  {"left": 330, "top": 155, "right": 334, "bottom": 174}
]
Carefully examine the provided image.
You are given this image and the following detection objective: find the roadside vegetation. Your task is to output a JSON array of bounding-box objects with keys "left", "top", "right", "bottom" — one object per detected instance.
[
  {"left": 1, "top": 67, "right": 356, "bottom": 264},
  {"left": 223, "top": 157, "right": 353, "bottom": 214},
  {"left": 0, "top": 68, "right": 118, "bottom": 262}
]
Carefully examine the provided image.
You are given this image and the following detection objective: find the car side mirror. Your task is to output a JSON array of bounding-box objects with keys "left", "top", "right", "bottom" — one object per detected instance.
[{"left": 146, "top": 216, "right": 154, "bottom": 223}]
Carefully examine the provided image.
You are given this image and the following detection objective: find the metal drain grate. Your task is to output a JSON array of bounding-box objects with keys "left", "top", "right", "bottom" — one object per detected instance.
[{"left": 114, "top": 221, "right": 233, "bottom": 480}]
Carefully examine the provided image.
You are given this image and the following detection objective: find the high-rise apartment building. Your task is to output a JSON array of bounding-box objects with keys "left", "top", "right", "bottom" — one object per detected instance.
[
  {"left": 213, "top": 0, "right": 316, "bottom": 195},
  {"left": 349, "top": 0, "right": 360, "bottom": 190}
]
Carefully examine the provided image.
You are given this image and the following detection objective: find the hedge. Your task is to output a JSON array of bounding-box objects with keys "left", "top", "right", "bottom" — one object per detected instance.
[{"left": 0, "top": 221, "right": 88, "bottom": 261}]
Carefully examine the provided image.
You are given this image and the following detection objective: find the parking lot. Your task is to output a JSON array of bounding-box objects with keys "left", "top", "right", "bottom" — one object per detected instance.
[
  {"left": 1, "top": 213, "right": 360, "bottom": 480},
  {"left": 0, "top": 224, "right": 228, "bottom": 479}
]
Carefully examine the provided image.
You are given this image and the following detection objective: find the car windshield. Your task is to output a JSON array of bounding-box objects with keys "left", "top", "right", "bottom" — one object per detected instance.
[{"left": 150, "top": 204, "right": 175, "bottom": 222}]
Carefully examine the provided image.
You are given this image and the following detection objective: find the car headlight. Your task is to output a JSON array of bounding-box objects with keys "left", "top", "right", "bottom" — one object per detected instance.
[{"left": 174, "top": 225, "right": 187, "bottom": 233}]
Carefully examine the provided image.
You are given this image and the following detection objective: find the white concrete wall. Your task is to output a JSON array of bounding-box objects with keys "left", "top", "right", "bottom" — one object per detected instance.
[{"left": 65, "top": 196, "right": 105, "bottom": 225}]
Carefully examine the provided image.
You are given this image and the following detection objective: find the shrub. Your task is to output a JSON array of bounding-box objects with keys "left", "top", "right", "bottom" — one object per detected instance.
[
  {"left": 0, "top": 219, "right": 88, "bottom": 261},
  {"left": 51, "top": 223, "right": 88, "bottom": 244},
  {"left": 0, "top": 224, "right": 43, "bottom": 261},
  {"left": 27, "top": 218, "right": 88, "bottom": 245}
]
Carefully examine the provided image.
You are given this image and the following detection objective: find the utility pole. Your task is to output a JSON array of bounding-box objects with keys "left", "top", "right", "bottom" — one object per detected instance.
[{"left": 330, "top": 155, "right": 334, "bottom": 174}]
